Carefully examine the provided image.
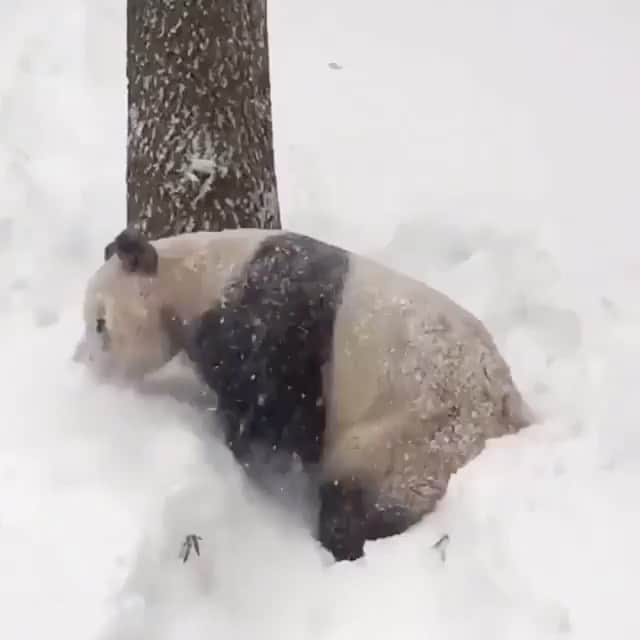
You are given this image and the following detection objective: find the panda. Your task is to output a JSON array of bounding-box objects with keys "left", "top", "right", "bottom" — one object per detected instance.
[{"left": 75, "top": 227, "right": 532, "bottom": 561}]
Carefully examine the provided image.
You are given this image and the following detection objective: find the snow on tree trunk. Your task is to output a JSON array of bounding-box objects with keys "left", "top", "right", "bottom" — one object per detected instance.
[{"left": 127, "top": 0, "right": 281, "bottom": 239}]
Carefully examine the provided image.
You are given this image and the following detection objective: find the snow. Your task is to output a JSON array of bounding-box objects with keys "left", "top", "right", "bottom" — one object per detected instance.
[{"left": 1, "top": 0, "right": 640, "bottom": 638}]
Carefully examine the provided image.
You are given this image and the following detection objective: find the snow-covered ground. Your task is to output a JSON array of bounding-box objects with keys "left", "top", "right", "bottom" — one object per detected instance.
[{"left": 1, "top": 0, "right": 640, "bottom": 638}]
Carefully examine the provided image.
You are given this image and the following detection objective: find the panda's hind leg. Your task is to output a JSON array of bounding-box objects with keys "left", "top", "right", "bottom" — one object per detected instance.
[
  {"left": 317, "top": 476, "right": 421, "bottom": 561},
  {"left": 317, "top": 412, "right": 449, "bottom": 561},
  {"left": 317, "top": 478, "right": 368, "bottom": 561}
]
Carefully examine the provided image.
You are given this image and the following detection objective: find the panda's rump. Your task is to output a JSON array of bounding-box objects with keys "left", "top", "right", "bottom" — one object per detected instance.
[
  {"left": 327, "top": 254, "right": 527, "bottom": 434},
  {"left": 324, "top": 255, "right": 529, "bottom": 517}
]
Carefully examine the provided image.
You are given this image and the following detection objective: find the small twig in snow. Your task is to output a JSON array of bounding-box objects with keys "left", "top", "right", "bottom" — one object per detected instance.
[
  {"left": 180, "top": 534, "right": 203, "bottom": 563},
  {"left": 432, "top": 533, "right": 450, "bottom": 563}
]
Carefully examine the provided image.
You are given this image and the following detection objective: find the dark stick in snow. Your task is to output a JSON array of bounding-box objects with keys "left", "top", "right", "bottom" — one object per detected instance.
[{"left": 180, "top": 534, "right": 203, "bottom": 563}]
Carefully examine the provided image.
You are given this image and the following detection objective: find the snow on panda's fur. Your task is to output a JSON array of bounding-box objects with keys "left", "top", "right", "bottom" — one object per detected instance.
[{"left": 75, "top": 227, "right": 532, "bottom": 561}]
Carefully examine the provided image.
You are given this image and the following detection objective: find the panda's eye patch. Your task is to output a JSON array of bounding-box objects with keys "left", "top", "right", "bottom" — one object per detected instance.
[{"left": 96, "top": 317, "right": 106, "bottom": 334}]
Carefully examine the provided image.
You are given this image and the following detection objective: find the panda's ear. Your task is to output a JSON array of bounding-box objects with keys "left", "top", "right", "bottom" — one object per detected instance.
[
  {"left": 104, "top": 240, "right": 117, "bottom": 262},
  {"left": 105, "top": 229, "right": 159, "bottom": 275}
]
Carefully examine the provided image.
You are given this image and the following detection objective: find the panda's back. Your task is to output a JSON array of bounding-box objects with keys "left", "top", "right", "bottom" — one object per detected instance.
[{"left": 327, "top": 253, "right": 522, "bottom": 437}]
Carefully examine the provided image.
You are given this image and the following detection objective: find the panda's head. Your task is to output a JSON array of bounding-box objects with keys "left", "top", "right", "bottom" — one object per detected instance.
[{"left": 74, "top": 228, "right": 183, "bottom": 381}]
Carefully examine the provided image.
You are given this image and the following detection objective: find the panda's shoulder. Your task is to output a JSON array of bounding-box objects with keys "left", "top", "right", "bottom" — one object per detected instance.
[{"left": 237, "top": 231, "right": 353, "bottom": 286}]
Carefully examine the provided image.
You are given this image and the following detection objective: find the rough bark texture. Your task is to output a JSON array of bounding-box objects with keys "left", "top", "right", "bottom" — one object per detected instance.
[{"left": 127, "top": 0, "right": 281, "bottom": 239}]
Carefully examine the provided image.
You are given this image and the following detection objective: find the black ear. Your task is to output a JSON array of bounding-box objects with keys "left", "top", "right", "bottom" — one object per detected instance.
[
  {"left": 104, "top": 240, "right": 117, "bottom": 262},
  {"left": 104, "top": 228, "right": 159, "bottom": 275}
]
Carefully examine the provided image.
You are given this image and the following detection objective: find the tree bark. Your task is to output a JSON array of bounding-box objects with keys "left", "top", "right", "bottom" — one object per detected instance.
[{"left": 126, "top": 0, "right": 281, "bottom": 239}]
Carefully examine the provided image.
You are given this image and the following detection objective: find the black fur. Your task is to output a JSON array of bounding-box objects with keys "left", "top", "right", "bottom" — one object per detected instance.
[
  {"left": 318, "top": 480, "right": 423, "bottom": 561},
  {"left": 317, "top": 481, "right": 369, "bottom": 561},
  {"left": 189, "top": 232, "right": 349, "bottom": 474},
  {"left": 105, "top": 228, "right": 158, "bottom": 274}
]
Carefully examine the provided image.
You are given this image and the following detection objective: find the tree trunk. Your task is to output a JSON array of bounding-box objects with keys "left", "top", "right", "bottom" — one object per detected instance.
[{"left": 126, "top": 0, "right": 281, "bottom": 239}]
